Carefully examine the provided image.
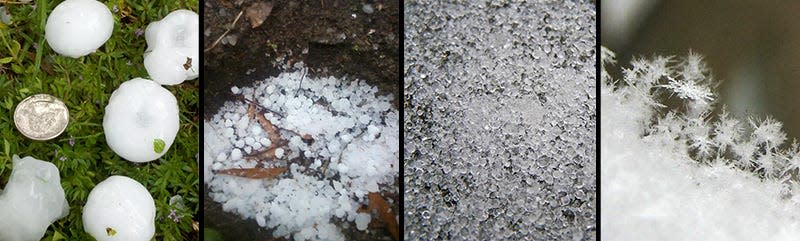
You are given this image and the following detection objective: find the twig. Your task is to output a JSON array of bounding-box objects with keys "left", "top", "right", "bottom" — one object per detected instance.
[
  {"left": 320, "top": 130, "right": 367, "bottom": 175},
  {"left": 204, "top": 10, "right": 244, "bottom": 52},
  {"left": 235, "top": 94, "right": 284, "bottom": 118},
  {"left": 295, "top": 69, "right": 306, "bottom": 97}
]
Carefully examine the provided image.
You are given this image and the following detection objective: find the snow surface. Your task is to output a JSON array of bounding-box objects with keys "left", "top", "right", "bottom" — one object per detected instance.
[
  {"left": 204, "top": 64, "right": 399, "bottom": 240},
  {"left": 405, "top": 1, "right": 596, "bottom": 240},
  {"left": 601, "top": 47, "right": 800, "bottom": 240}
]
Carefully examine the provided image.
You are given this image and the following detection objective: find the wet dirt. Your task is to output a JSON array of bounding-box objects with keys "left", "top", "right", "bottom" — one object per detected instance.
[{"left": 202, "top": 0, "right": 399, "bottom": 240}]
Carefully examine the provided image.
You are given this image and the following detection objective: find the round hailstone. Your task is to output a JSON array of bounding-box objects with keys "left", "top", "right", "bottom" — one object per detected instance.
[
  {"left": 45, "top": 0, "right": 113, "bottom": 58},
  {"left": 0, "top": 155, "right": 69, "bottom": 241},
  {"left": 83, "top": 176, "right": 155, "bottom": 241},
  {"left": 204, "top": 67, "right": 399, "bottom": 240},
  {"left": 103, "top": 78, "right": 179, "bottom": 162},
  {"left": 144, "top": 9, "right": 199, "bottom": 85}
]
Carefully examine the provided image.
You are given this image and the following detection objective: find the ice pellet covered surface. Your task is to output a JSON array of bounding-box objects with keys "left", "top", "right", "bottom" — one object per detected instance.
[
  {"left": 404, "top": 1, "right": 596, "bottom": 240},
  {"left": 204, "top": 64, "right": 399, "bottom": 240}
]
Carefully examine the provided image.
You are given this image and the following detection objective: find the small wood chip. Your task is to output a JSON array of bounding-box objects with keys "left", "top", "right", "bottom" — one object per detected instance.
[
  {"left": 302, "top": 134, "right": 314, "bottom": 145},
  {"left": 183, "top": 57, "right": 192, "bottom": 70}
]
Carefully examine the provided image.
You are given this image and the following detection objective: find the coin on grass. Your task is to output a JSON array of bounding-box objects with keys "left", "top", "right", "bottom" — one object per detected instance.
[{"left": 14, "top": 94, "right": 69, "bottom": 141}]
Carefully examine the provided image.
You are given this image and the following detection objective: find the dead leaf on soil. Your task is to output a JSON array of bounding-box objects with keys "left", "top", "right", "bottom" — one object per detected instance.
[
  {"left": 245, "top": 1, "right": 273, "bottom": 28},
  {"left": 247, "top": 142, "right": 288, "bottom": 160},
  {"left": 358, "top": 192, "right": 399, "bottom": 241},
  {"left": 247, "top": 94, "right": 257, "bottom": 120},
  {"left": 256, "top": 113, "right": 282, "bottom": 144},
  {"left": 217, "top": 167, "right": 287, "bottom": 179}
]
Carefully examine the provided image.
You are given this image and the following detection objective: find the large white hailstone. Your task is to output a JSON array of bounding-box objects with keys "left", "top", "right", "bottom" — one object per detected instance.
[
  {"left": 104, "top": 78, "right": 179, "bottom": 162},
  {"left": 0, "top": 155, "right": 69, "bottom": 241},
  {"left": 144, "top": 9, "right": 199, "bottom": 85},
  {"left": 45, "top": 0, "right": 113, "bottom": 58},
  {"left": 83, "top": 176, "right": 155, "bottom": 241}
]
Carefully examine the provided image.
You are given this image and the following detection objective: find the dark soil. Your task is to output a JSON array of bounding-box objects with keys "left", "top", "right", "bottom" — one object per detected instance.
[
  {"left": 203, "top": 0, "right": 400, "bottom": 118},
  {"left": 202, "top": 0, "right": 399, "bottom": 240}
]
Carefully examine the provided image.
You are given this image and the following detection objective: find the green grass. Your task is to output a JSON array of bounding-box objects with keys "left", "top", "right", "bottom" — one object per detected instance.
[{"left": 0, "top": 0, "right": 199, "bottom": 240}]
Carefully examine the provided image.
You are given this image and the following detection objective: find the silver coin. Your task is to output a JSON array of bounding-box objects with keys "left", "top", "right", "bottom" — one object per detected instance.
[{"left": 14, "top": 94, "right": 69, "bottom": 141}]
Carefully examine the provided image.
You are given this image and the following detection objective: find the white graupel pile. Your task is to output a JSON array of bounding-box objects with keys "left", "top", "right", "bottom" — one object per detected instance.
[{"left": 204, "top": 64, "right": 399, "bottom": 241}]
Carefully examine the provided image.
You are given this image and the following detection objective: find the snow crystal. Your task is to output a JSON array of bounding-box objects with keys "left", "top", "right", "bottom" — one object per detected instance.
[
  {"left": 405, "top": 1, "right": 596, "bottom": 240},
  {"left": 602, "top": 47, "right": 800, "bottom": 240},
  {"left": 204, "top": 65, "right": 398, "bottom": 240}
]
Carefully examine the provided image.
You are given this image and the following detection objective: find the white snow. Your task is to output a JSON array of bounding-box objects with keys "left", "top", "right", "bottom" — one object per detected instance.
[
  {"left": 0, "top": 155, "right": 69, "bottom": 241},
  {"left": 602, "top": 47, "right": 800, "bottom": 240},
  {"left": 204, "top": 65, "right": 398, "bottom": 240}
]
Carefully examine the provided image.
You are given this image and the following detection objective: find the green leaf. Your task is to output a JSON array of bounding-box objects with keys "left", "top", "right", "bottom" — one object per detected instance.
[
  {"left": 51, "top": 230, "right": 66, "bottom": 241},
  {"left": 154, "top": 138, "right": 165, "bottom": 153},
  {"left": 9, "top": 40, "right": 20, "bottom": 57},
  {"left": 4, "top": 139, "right": 9, "bottom": 158},
  {"left": 11, "top": 64, "right": 23, "bottom": 74},
  {"left": 0, "top": 57, "right": 12, "bottom": 64}
]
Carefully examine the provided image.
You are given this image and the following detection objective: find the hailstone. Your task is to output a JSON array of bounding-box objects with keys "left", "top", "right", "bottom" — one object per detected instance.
[
  {"left": 45, "top": 0, "right": 113, "bottom": 58},
  {"left": 144, "top": 9, "right": 199, "bottom": 85},
  {"left": 103, "top": 78, "right": 179, "bottom": 162},
  {"left": 0, "top": 155, "right": 69, "bottom": 241},
  {"left": 83, "top": 176, "right": 155, "bottom": 241}
]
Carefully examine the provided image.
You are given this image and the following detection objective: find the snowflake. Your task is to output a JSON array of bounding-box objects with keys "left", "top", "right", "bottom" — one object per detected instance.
[
  {"left": 713, "top": 108, "right": 741, "bottom": 152},
  {"left": 749, "top": 116, "right": 786, "bottom": 150},
  {"left": 782, "top": 141, "right": 800, "bottom": 175},
  {"left": 659, "top": 76, "right": 713, "bottom": 104}
]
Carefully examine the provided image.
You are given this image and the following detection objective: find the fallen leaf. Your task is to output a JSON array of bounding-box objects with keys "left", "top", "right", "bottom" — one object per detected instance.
[
  {"left": 358, "top": 192, "right": 399, "bottom": 241},
  {"left": 246, "top": 142, "right": 287, "bottom": 160},
  {"left": 217, "top": 167, "right": 287, "bottom": 179},
  {"left": 245, "top": 1, "right": 273, "bottom": 28},
  {"left": 247, "top": 96, "right": 257, "bottom": 120},
  {"left": 256, "top": 113, "right": 282, "bottom": 144},
  {"left": 217, "top": 0, "right": 234, "bottom": 8}
]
